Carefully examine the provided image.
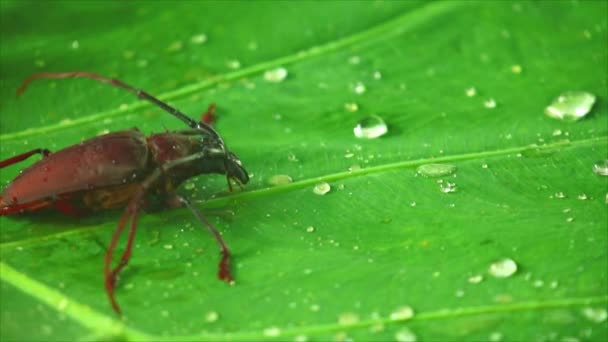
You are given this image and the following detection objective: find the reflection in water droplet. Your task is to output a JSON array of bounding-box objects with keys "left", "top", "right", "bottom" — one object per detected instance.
[
  {"left": 264, "top": 67, "right": 288, "bottom": 83},
  {"left": 582, "top": 307, "right": 607, "bottom": 323},
  {"left": 593, "top": 160, "right": 608, "bottom": 176},
  {"left": 263, "top": 326, "right": 281, "bottom": 337},
  {"left": 416, "top": 163, "right": 457, "bottom": 177},
  {"left": 545, "top": 91, "right": 596, "bottom": 121},
  {"left": 389, "top": 306, "right": 415, "bottom": 321},
  {"left": 313, "top": 182, "right": 331, "bottom": 195},
  {"left": 439, "top": 182, "right": 458, "bottom": 194},
  {"left": 354, "top": 115, "right": 387, "bottom": 139},
  {"left": 488, "top": 258, "right": 517, "bottom": 278},
  {"left": 395, "top": 327, "right": 417, "bottom": 342},
  {"left": 268, "top": 174, "right": 293, "bottom": 186}
]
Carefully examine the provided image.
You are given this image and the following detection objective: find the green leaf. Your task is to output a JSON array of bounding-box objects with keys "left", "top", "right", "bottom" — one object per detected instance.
[{"left": 1, "top": 1, "right": 607, "bottom": 341}]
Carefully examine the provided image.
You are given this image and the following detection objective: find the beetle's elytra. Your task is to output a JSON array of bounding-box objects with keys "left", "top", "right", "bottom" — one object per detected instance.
[{"left": 0, "top": 72, "right": 249, "bottom": 314}]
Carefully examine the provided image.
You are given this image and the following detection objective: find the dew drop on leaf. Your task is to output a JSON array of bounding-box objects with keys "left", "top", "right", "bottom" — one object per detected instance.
[
  {"left": 416, "top": 163, "right": 457, "bottom": 177},
  {"left": 313, "top": 182, "right": 331, "bottom": 195},
  {"left": 190, "top": 33, "right": 208, "bottom": 44},
  {"left": 468, "top": 274, "right": 484, "bottom": 284},
  {"left": 545, "top": 91, "right": 596, "bottom": 121},
  {"left": 592, "top": 160, "right": 608, "bottom": 176},
  {"left": 226, "top": 59, "right": 241, "bottom": 70},
  {"left": 465, "top": 87, "right": 477, "bottom": 97},
  {"left": 268, "top": 174, "right": 293, "bottom": 186},
  {"left": 263, "top": 326, "right": 281, "bottom": 337},
  {"left": 353, "top": 115, "right": 387, "bottom": 139},
  {"left": 488, "top": 258, "right": 518, "bottom": 278},
  {"left": 344, "top": 102, "right": 359, "bottom": 112},
  {"left": 581, "top": 307, "right": 607, "bottom": 323},
  {"left": 389, "top": 306, "right": 415, "bottom": 321},
  {"left": 353, "top": 81, "right": 366, "bottom": 94},
  {"left": 306, "top": 226, "right": 315, "bottom": 233},
  {"left": 264, "top": 67, "right": 288, "bottom": 83},
  {"left": 439, "top": 182, "right": 458, "bottom": 194},
  {"left": 205, "top": 311, "right": 219, "bottom": 323},
  {"left": 395, "top": 327, "right": 417, "bottom": 342},
  {"left": 338, "top": 312, "right": 359, "bottom": 325},
  {"left": 484, "top": 98, "right": 497, "bottom": 108}
]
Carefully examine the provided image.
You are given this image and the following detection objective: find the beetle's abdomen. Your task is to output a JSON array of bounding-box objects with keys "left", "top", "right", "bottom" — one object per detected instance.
[{"left": 1, "top": 130, "right": 149, "bottom": 205}]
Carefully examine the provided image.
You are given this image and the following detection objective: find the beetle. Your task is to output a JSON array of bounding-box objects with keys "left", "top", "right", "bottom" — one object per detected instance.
[{"left": 0, "top": 71, "right": 249, "bottom": 314}]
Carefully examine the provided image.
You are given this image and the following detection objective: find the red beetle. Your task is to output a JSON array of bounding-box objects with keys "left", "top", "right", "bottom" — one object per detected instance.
[{"left": 0, "top": 72, "right": 249, "bottom": 314}]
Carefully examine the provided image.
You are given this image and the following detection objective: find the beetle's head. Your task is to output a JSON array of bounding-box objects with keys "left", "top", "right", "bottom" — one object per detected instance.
[{"left": 199, "top": 135, "right": 249, "bottom": 190}]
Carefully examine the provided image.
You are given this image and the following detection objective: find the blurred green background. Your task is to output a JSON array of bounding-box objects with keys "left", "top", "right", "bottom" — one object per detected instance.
[{"left": 1, "top": 1, "right": 607, "bottom": 341}]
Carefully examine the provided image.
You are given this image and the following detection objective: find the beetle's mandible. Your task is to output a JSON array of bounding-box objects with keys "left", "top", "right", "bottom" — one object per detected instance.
[{"left": 0, "top": 71, "right": 249, "bottom": 314}]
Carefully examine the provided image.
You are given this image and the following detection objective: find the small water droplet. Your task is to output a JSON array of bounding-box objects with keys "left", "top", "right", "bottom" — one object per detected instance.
[
  {"left": 70, "top": 40, "right": 80, "bottom": 50},
  {"left": 226, "top": 59, "right": 241, "bottom": 70},
  {"left": 191, "top": 34, "right": 208, "bottom": 44},
  {"left": 348, "top": 55, "right": 361, "bottom": 65},
  {"left": 481, "top": 163, "right": 489, "bottom": 169},
  {"left": 338, "top": 312, "right": 359, "bottom": 325},
  {"left": 294, "top": 334, "right": 308, "bottom": 342},
  {"left": 310, "top": 304, "right": 320, "bottom": 312},
  {"left": 344, "top": 152, "right": 354, "bottom": 158},
  {"left": 489, "top": 331, "right": 503, "bottom": 342},
  {"left": 372, "top": 71, "right": 382, "bottom": 80},
  {"left": 58, "top": 299, "right": 68, "bottom": 311},
  {"left": 439, "top": 182, "right": 458, "bottom": 194},
  {"left": 545, "top": 91, "right": 596, "bottom": 121},
  {"left": 353, "top": 115, "right": 387, "bottom": 139},
  {"left": 268, "top": 174, "right": 293, "bottom": 186},
  {"left": 313, "top": 182, "right": 331, "bottom": 195},
  {"left": 263, "top": 326, "right": 281, "bottom": 337},
  {"left": 582, "top": 307, "right": 607, "bottom": 323},
  {"left": 510, "top": 64, "right": 522, "bottom": 74},
  {"left": 395, "top": 327, "right": 417, "bottom": 342},
  {"left": 389, "top": 306, "right": 415, "bottom": 321},
  {"left": 166, "top": 41, "right": 183, "bottom": 52},
  {"left": 468, "top": 275, "right": 484, "bottom": 284},
  {"left": 484, "top": 98, "right": 497, "bottom": 108},
  {"left": 163, "top": 244, "right": 174, "bottom": 250},
  {"left": 353, "top": 81, "right": 366, "bottom": 94},
  {"left": 184, "top": 182, "right": 195, "bottom": 190},
  {"left": 533, "top": 279, "right": 544, "bottom": 287},
  {"left": 592, "top": 160, "right": 608, "bottom": 176},
  {"left": 264, "top": 67, "right": 288, "bottom": 83},
  {"left": 306, "top": 226, "right": 315, "bottom": 233},
  {"left": 554, "top": 192, "right": 566, "bottom": 199},
  {"left": 488, "top": 258, "right": 518, "bottom": 278},
  {"left": 577, "top": 193, "right": 588, "bottom": 200},
  {"left": 161, "top": 310, "right": 169, "bottom": 317},
  {"left": 34, "top": 59, "right": 46, "bottom": 68},
  {"left": 205, "top": 310, "right": 219, "bottom": 323},
  {"left": 465, "top": 87, "right": 477, "bottom": 97},
  {"left": 136, "top": 59, "right": 148, "bottom": 68},
  {"left": 552, "top": 129, "right": 563, "bottom": 136},
  {"left": 344, "top": 102, "right": 359, "bottom": 112},
  {"left": 416, "top": 163, "right": 457, "bottom": 177}
]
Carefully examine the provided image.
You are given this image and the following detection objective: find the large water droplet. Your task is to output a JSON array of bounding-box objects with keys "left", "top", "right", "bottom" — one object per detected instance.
[
  {"left": 268, "top": 174, "right": 293, "bottom": 186},
  {"left": 354, "top": 115, "right": 387, "bottom": 139},
  {"left": 416, "top": 163, "right": 457, "bottom": 177},
  {"left": 592, "top": 160, "right": 608, "bottom": 176},
  {"left": 488, "top": 258, "right": 517, "bottom": 278},
  {"left": 264, "top": 67, "right": 288, "bottom": 83},
  {"left": 545, "top": 91, "right": 596, "bottom": 121},
  {"left": 395, "top": 327, "right": 417, "bottom": 342},
  {"left": 582, "top": 307, "right": 607, "bottom": 323},
  {"left": 313, "top": 182, "right": 331, "bottom": 195}
]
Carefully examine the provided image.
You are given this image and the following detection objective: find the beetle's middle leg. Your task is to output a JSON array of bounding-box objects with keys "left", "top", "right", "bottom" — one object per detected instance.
[{"left": 0, "top": 148, "right": 51, "bottom": 168}]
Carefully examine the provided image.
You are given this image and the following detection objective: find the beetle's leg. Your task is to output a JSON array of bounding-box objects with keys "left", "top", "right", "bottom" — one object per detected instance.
[
  {"left": 0, "top": 148, "right": 50, "bottom": 168},
  {"left": 175, "top": 195, "right": 233, "bottom": 283},
  {"left": 201, "top": 103, "right": 216, "bottom": 125},
  {"left": 0, "top": 198, "right": 53, "bottom": 216}
]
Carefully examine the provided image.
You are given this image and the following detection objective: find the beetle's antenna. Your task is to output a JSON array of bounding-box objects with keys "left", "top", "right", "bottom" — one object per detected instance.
[{"left": 17, "top": 71, "right": 222, "bottom": 139}]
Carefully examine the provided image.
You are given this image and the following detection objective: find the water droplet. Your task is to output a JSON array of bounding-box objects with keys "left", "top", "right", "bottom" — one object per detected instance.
[
  {"left": 465, "top": 87, "right": 477, "bottom": 97},
  {"left": 310, "top": 304, "right": 320, "bottom": 312},
  {"left": 344, "top": 152, "right": 354, "bottom": 158},
  {"left": 468, "top": 275, "right": 484, "bottom": 284},
  {"left": 294, "top": 335, "right": 308, "bottom": 342},
  {"left": 338, "top": 312, "right": 359, "bottom": 325},
  {"left": 306, "top": 226, "right": 315, "bottom": 233},
  {"left": 70, "top": 40, "right": 80, "bottom": 50},
  {"left": 264, "top": 67, "right": 288, "bottom": 83},
  {"left": 484, "top": 98, "right": 497, "bottom": 108},
  {"left": 163, "top": 244, "right": 174, "bottom": 250},
  {"left": 263, "top": 326, "right": 281, "bottom": 337},
  {"left": 488, "top": 258, "right": 518, "bottom": 278},
  {"left": 372, "top": 71, "right": 382, "bottom": 80},
  {"left": 268, "top": 174, "right": 293, "bottom": 186},
  {"left": 389, "top": 306, "right": 415, "bottom": 321},
  {"left": 58, "top": 299, "right": 68, "bottom": 311},
  {"left": 439, "top": 182, "right": 458, "bottom": 194},
  {"left": 353, "top": 115, "right": 387, "bottom": 139},
  {"left": 136, "top": 59, "right": 148, "bottom": 68},
  {"left": 205, "top": 311, "right": 219, "bottom": 323},
  {"left": 348, "top": 56, "right": 361, "bottom": 65},
  {"left": 489, "top": 331, "right": 503, "bottom": 342},
  {"left": 545, "top": 91, "right": 596, "bottom": 121},
  {"left": 313, "top": 182, "right": 331, "bottom": 195},
  {"left": 510, "top": 64, "right": 522, "bottom": 74},
  {"left": 34, "top": 59, "right": 46, "bottom": 68},
  {"left": 416, "top": 163, "right": 457, "bottom": 177},
  {"left": 166, "top": 41, "right": 183, "bottom": 52},
  {"left": 552, "top": 129, "right": 563, "bottom": 136},
  {"left": 554, "top": 192, "right": 566, "bottom": 199},
  {"left": 577, "top": 193, "right": 588, "bottom": 200},
  {"left": 287, "top": 152, "right": 299, "bottom": 162},
  {"left": 184, "top": 182, "right": 195, "bottom": 190},
  {"left": 593, "top": 160, "right": 608, "bottom": 176},
  {"left": 481, "top": 163, "right": 489, "bottom": 169},
  {"left": 226, "top": 59, "right": 241, "bottom": 70},
  {"left": 395, "top": 327, "right": 417, "bottom": 342},
  {"left": 353, "top": 81, "right": 366, "bottom": 94},
  {"left": 582, "top": 307, "right": 607, "bottom": 323},
  {"left": 191, "top": 34, "right": 208, "bottom": 44},
  {"left": 344, "top": 102, "right": 359, "bottom": 112}
]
